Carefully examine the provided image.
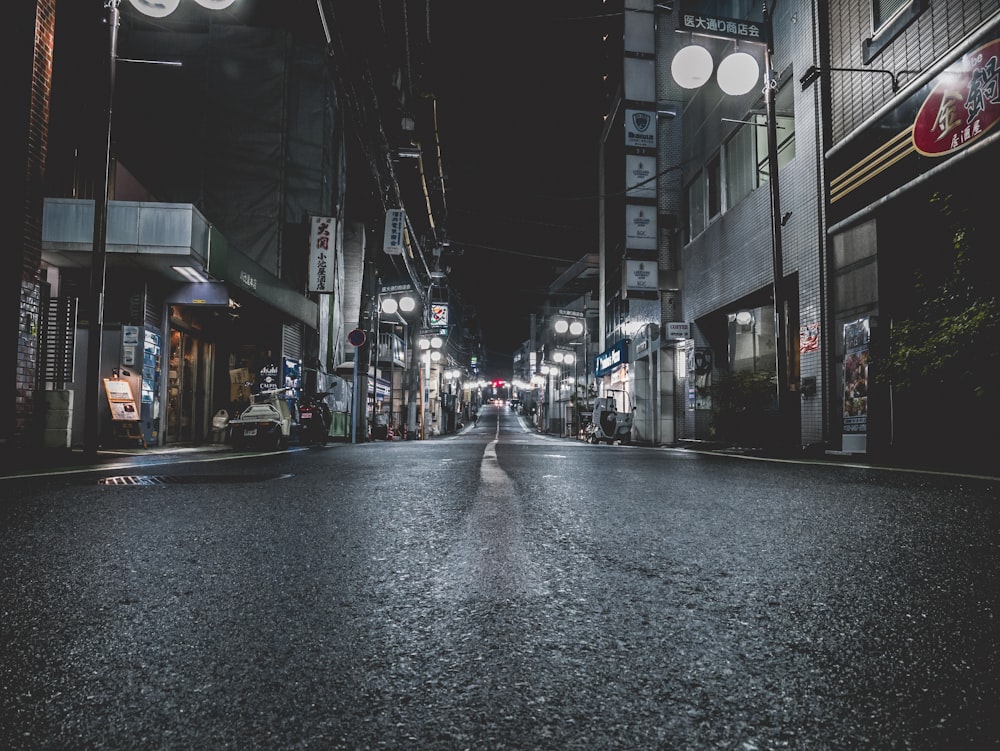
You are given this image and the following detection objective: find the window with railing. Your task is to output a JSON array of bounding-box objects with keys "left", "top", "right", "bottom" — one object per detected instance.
[{"left": 686, "top": 109, "right": 795, "bottom": 241}]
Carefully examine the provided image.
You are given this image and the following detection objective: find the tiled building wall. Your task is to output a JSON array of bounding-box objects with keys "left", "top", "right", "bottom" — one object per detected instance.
[
  {"left": 666, "top": 0, "right": 829, "bottom": 446},
  {"left": 826, "top": 0, "right": 1000, "bottom": 144}
]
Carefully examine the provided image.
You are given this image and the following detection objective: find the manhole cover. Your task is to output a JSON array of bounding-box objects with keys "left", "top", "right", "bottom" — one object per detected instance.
[{"left": 98, "top": 473, "right": 292, "bottom": 485}]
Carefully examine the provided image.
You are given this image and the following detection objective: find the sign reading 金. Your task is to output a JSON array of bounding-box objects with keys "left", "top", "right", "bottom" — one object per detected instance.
[{"left": 912, "top": 37, "right": 1000, "bottom": 157}]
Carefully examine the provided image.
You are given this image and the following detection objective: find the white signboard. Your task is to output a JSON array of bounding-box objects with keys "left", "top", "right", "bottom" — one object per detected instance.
[
  {"left": 625, "top": 204, "right": 657, "bottom": 250},
  {"left": 666, "top": 322, "right": 691, "bottom": 340},
  {"left": 626, "top": 154, "right": 656, "bottom": 198},
  {"left": 383, "top": 209, "right": 406, "bottom": 256},
  {"left": 625, "top": 259, "right": 658, "bottom": 291},
  {"left": 625, "top": 108, "right": 656, "bottom": 150}
]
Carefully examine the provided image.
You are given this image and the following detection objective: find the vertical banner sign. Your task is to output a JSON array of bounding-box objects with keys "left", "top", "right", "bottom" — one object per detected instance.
[
  {"left": 693, "top": 348, "right": 713, "bottom": 410},
  {"left": 309, "top": 216, "right": 335, "bottom": 293},
  {"left": 383, "top": 209, "right": 406, "bottom": 256},
  {"left": 842, "top": 317, "right": 870, "bottom": 451}
]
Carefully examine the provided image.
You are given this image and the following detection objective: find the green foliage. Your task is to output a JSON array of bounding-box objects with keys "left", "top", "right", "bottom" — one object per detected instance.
[
  {"left": 711, "top": 369, "right": 778, "bottom": 447},
  {"left": 874, "top": 194, "right": 1000, "bottom": 406}
]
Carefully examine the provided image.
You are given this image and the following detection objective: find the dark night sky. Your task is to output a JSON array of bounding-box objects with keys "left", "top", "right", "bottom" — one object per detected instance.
[
  {"left": 50, "top": 0, "right": 611, "bottom": 379},
  {"left": 425, "top": 2, "right": 610, "bottom": 373}
]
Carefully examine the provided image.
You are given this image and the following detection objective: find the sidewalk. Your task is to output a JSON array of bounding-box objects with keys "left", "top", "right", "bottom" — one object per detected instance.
[
  {"left": 536, "top": 423, "right": 1000, "bottom": 481},
  {"left": 0, "top": 441, "right": 242, "bottom": 477}
]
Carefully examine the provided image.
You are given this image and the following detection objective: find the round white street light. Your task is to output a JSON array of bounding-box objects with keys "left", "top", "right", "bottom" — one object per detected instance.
[
  {"left": 380, "top": 297, "right": 399, "bottom": 315},
  {"left": 430, "top": 350, "right": 442, "bottom": 362},
  {"left": 717, "top": 51, "right": 760, "bottom": 96},
  {"left": 563, "top": 353, "right": 575, "bottom": 365},
  {"left": 671, "top": 45, "right": 714, "bottom": 89},
  {"left": 128, "top": 0, "right": 181, "bottom": 17},
  {"left": 399, "top": 295, "right": 416, "bottom": 313},
  {"left": 193, "top": 0, "right": 237, "bottom": 9},
  {"left": 554, "top": 320, "right": 569, "bottom": 334},
  {"left": 430, "top": 335, "right": 443, "bottom": 349},
  {"left": 569, "top": 321, "right": 585, "bottom": 337}
]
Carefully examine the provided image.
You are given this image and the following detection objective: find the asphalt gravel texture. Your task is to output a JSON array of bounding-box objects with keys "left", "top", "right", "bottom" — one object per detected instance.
[{"left": 1, "top": 412, "right": 998, "bottom": 749}]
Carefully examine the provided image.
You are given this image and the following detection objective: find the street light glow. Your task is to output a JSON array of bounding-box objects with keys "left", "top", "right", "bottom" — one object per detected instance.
[
  {"left": 193, "top": 0, "right": 237, "bottom": 9},
  {"left": 717, "top": 51, "right": 760, "bottom": 96},
  {"left": 128, "top": 0, "right": 181, "bottom": 17},
  {"left": 671, "top": 45, "right": 713, "bottom": 89}
]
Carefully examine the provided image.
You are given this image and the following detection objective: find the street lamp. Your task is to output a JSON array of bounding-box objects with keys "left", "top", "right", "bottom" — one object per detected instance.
[
  {"left": 376, "top": 292, "right": 415, "bottom": 439},
  {"left": 670, "top": 1, "right": 789, "bottom": 443},
  {"left": 554, "top": 315, "right": 589, "bottom": 434},
  {"left": 84, "top": 0, "right": 233, "bottom": 454},
  {"left": 418, "top": 334, "right": 443, "bottom": 438},
  {"left": 379, "top": 291, "right": 419, "bottom": 438}
]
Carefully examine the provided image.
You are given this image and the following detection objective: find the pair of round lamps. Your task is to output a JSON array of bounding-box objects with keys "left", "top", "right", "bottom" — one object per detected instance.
[
  {"left": 671, "top": 45, "right": 761, "bottom": 96},
  {"left": 379, "top": 296, "right": 417, "bottom": 316},
  {"left": 127, "top": 0, "right": 236, "bottom": 18}
]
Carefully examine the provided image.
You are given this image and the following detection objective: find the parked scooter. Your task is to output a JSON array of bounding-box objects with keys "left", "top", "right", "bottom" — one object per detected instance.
[
  {"left": 297, "top": 392, "right": 332, "bottom": 446},
  {"left": 584, "top": 389, "right": 634, "bottom": 445}
]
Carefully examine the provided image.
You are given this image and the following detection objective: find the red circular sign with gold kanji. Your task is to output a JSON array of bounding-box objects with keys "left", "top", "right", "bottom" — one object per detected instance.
[{"left": 913, "top": 38, "right": 1000, "bottom": 157}]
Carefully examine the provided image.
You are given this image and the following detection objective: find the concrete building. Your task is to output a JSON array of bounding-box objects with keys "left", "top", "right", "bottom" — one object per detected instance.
[
  {"left": 816, "top": 0, "right": 999, "bottom": 462},
  {"left": 8, "top": 1, "right": 457, "bottom": 452}
]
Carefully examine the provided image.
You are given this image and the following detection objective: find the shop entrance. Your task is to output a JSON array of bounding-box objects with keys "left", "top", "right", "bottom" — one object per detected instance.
[{"left": 166, "top": 328, "right": 215, "bottom": 443}]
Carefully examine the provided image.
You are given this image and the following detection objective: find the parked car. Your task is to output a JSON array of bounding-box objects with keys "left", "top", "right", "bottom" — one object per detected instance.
[{"left": 228, "top": 388, "right": 293, "bottom": 450}]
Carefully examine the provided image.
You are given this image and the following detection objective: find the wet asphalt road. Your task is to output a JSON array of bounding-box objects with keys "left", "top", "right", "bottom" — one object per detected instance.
[{"left": 1, "top": 405, "right": 998, "bottom": 750}]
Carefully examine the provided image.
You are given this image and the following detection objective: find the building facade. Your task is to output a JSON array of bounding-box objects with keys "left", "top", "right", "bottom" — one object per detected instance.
[
  {"left": 818, "top": 0, "right": 1000, "bottom": 462},
  {"left": 7, "top": 0, "right": 457, "bottom": 452}
]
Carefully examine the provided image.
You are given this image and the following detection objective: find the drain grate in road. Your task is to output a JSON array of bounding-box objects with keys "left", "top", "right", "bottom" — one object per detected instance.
[{"left": 98, "top": 473, "right": 292, "bottom": 485}]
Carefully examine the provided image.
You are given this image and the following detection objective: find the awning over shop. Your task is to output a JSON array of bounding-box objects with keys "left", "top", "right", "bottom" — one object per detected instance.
[{"left": 41, "top": 197, "right": 317, "bottom": 327}]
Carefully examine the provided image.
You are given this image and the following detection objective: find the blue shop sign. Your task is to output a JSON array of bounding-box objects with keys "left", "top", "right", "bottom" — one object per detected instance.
[{"left": 594, "top": 339, "right": 630, "bottom": 378}]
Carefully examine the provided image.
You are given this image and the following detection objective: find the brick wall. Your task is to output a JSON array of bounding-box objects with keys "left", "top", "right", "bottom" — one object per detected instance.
[{"left": 9, "top": 0, "right": 55, "bottom": 446}]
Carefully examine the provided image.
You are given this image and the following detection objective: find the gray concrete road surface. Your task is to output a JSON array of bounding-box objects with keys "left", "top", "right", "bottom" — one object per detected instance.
[{"left": 2, "top": 405, "right": 998, "bottom": 749}]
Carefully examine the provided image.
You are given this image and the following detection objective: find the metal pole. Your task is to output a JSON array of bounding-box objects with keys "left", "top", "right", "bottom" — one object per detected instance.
[
  {"left": 763, "top": 1, "right": 789, "bottom": 443},
  {"left": 648, "top": 325, "right": 656, "bottom": 445},
  {"left": 371, "top": 306, "right": 379, "bottom": 435},
  {"left": 388, "top": 324, "right": 395, "bottom": 433},
  {"left": 351, "top": 353, "right": 358, "bottom": 444},
  {"left": 584, "top": 320, "right": 589, "bottom": 416},
  {"left": 406, "top": 323, "right": 419, "bottom": 438},
  {"left": 84, "top": 0, "right": 121, "bottom": 455}
]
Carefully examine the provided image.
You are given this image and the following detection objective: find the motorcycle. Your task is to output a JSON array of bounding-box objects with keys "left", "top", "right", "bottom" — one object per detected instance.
[{"left": 297, "top": 392, "right": 332, "bottom": 445}]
